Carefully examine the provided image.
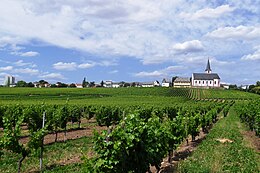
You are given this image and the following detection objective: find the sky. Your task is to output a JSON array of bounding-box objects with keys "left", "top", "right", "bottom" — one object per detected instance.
[{"left": 0, "top": 0, "right": 259, "bottom": 85}]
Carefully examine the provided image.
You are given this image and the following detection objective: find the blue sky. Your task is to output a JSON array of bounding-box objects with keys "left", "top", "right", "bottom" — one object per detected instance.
[{"left": 0, "top": 0, "right": 259, "bottom": 85}]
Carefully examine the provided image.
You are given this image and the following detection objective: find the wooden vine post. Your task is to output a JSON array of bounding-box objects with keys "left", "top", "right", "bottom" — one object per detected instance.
[{"left": 40, "top": 111, "right": 45, "bottom": 171}]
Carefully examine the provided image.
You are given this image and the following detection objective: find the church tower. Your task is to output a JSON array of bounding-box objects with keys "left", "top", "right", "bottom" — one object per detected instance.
[{"left": 205, "top": 59, "right": 212, "bottom": 74}]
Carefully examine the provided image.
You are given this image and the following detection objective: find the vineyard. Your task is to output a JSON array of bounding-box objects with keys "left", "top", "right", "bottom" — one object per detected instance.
[{"left": 0, "top": 87, "right": 259, "bottom": 173}]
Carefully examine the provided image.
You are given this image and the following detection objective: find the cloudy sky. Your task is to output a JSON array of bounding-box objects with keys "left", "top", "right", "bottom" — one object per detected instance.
[{"left": 0, "top": 0, "right": 259, "bottom": 85}]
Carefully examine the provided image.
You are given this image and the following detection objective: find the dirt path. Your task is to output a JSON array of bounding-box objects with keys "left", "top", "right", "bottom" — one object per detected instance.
[
  {"left": 19, "top": 121, "right": 106, "bottom": 145},
  {"left": 241, "top": 128, "right": 260, "bottom": 152}
]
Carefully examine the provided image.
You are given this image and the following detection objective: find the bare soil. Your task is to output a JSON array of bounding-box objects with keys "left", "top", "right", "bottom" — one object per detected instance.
[
  {"left": 241, "top": 130, "right": 260, "bottom": 152},
  {"left": 19, "top": 119, "right": 106, "bottom": 145}
]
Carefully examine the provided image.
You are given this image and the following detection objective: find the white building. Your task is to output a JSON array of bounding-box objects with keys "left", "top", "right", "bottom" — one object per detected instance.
[
  {"left": 173, "top": 77, "right": 191, "bottom": 88},
  {"left": 104, "top": 80, "right": 113, "bottom": 88},
  {"left": 191, "top": 59, "right": 220, "bottom": 88},
  {"left": 240, "top": 85, "right": 249, "bottom": 90},
  {"left": 4, "top": 75, "right": 15, "bottom": 87},
  {"left": 161, "top": 79, "right": 171, "bottom": 87},
  {"left": 112, "top": 82, "right": 120, "bottom": 88},
  {"left": 221, "top": 84, "right": 230, "bottom": 89},
  {"left": 141, "top": 81, "right": 160, "bottom": 87},
  {"left": 75, "top": 84, "right": 83, "bottom": 88}
]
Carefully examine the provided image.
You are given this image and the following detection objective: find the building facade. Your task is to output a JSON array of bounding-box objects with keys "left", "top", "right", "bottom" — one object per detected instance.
[
  {"left": 141, "top": 81, "right": 160, "bottom": 87},
  {"left": 4, "top": 75, "right": 15, "bottom": 87},
  {"left": 173, "top": 77, "right": 191, "bottom": 88},
  {"left": 161, "top": 78, "right": 172, "bottom": 87},
  {"left": 191, "top": 59, "right": 220, "bottom": 88}
]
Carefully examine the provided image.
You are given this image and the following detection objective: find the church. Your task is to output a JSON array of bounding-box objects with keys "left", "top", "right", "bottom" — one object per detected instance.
[{"left": 191, "top": 59, "right": 220, "bottom": 88}]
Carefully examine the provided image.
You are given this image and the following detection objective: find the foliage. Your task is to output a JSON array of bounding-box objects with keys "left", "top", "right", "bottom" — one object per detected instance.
[
  {"left": 178, "top": 106, "right": 260, "bottom": 173},
  {"left": 82, "top": 77, "right": 87, "bottom": 88},
  {"left": 92, "top": 113, "right": 172, "bottom": 173},
  {"left": 0, "top": 104, "right": 48, "bottom": 172},
  {"left": 88, "top": 102, "right": 226, "bottom": 172},
  {"left": 235, "top": 100, "right": 260, "bottom": 137},
  {"left": 0, "top": 105, "right": 29, "bottom": 173},
  {"left": 16, "top": 80, "right": 27, "bottom": 87}
]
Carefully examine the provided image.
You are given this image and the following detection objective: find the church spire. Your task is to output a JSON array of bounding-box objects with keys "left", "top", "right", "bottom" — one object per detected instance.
[{"left": 205, "top": 58, "right": 212, "bottom": 74}]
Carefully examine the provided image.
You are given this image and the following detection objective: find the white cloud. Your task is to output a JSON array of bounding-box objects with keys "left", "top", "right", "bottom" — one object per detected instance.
[
  {"left": 53, "top": 62, "right": 77, "bottom": 70},
  {"left": 0, "top": 72, "right": 8, "bottom": 77},
  {"left": 20, "top": 51, "right": 39, "bottom": 57},
  {"left": 14, "top": 68, "right": 39, "bottom": 75},
  {"left": 109, "top": 70, "right": 118, "bottom": 74},
  {"left": 180, "top": 5, "right": 234, "bottom": 20},
  {"left": 9, "top": 47, "right": 39, "bottom": 57},
  {"left": 0, "top": 0, "right": 174, "bottom": 64},
  {"left": 53, "top": 60, "right": 116, "bottom": 70},
  {"left": 206, "top": 25, "right": 260, "bottom": 40},
  {"left": 14, "top": 60, "right": 37, "bottom": 67},
  {"left": 0, "top": 37, "right": 26, "bottom": 48},
  {"left": 134, "top": 66, "right": 184, "bottom": 78},
  {"left": 134, "top": 71, "right": 163, "bottom": 78},
  {"left": 241, "top": 46, "right": 260, "bottom": 61},
  {"left": 172, "top": 40, "right": 204, "bottom": 54},
  {"left": 98, "top": 60, "right": 118, "bottom": 66},
  {"left": 0, "top": 66, "right": 13, "bottom": 71},
  {"left": 78, "top": 63, "right": 96, "bottom": 69},
  {"left": 39, "top": 73, "right": 65, "bottom": 80}
]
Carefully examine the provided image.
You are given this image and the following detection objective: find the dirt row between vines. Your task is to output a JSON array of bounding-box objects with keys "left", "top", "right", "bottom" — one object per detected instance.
[{"left": 19, "top": 119, "right": 107, "bottom": 145}]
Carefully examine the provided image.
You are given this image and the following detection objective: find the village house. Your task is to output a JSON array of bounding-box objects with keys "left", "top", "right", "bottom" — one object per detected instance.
[
  {"left": 173, "top": 77, "right": 191, "bottom": 88},
  {"left": 141, "top": 81, "right": 160, "bottom": 87},
  {"left": 112, "top": 82, "right": 120, "bottom": 88},
  {"left": 104, "top": 80, "right": 113, "bottom": 88},
  {"left": 221, "top": 84, "right": 230, "bottom": 89},
  {"left": 33, "top": 82, "right": 51, "bottom": 88},
  {"left": 161, "top": 78, "right": 172, "bottom": 87},
  {"left": 75, "top": 83, "right": 83, "bottom": 88}
]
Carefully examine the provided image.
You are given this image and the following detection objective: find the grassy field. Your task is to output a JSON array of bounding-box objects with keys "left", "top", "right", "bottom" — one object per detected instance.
[{"left": 177, "top": 105, "right": 260, "bottom": 173}]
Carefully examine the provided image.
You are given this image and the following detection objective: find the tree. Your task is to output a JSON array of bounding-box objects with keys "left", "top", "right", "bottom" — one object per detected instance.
[
  {"left": 16, "top": 80, "right": 27, "bottom": 87},
  {"left": 69, "top": 83, "right": 76, "bottom": 88},
  {"left": 27, "top": 82, "right": 34, "bottom": 87},
  {"left": 229, "top": 84, "right": 238, "bottom": 90},
  {"left": 131, "top": 82, "right": 136, "bottom": 87},
  {"left": 100, "top": 80, "right": 104, "bottom": 87},
  {"left": 82, "top": 77, "right": 87, "bottom": 88},
  {"left": 123, "top": 83, "right": 130, "bottom": 87},
  {"left": 89, "top": 81, "right": 95, "bottom": 87},
  {"left": 249, "top": 85, "right": 255, "bottom": 91},
  {"left": 172, "top": 76, "right": 178, "bottom": 84},
  {"left": 50, "top": 84, "right": 57, "bottom": 88},
  {"left": 256, "top": 81, "right": 260, "bottom": 87},
  {"left": 39, "top": 80, "right": 48, "bottom": 84},
  {"left": 56, "top": 82, "right": 67, "bottom": 88}
]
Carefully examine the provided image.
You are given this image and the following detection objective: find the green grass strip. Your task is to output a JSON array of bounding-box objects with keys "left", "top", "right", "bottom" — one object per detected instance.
[
  {"left": 0, "top": 137, "right": 92, "bottom": 173},
  {"left": 177, "top": 105, "right": 260, "bottom": 173}
]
